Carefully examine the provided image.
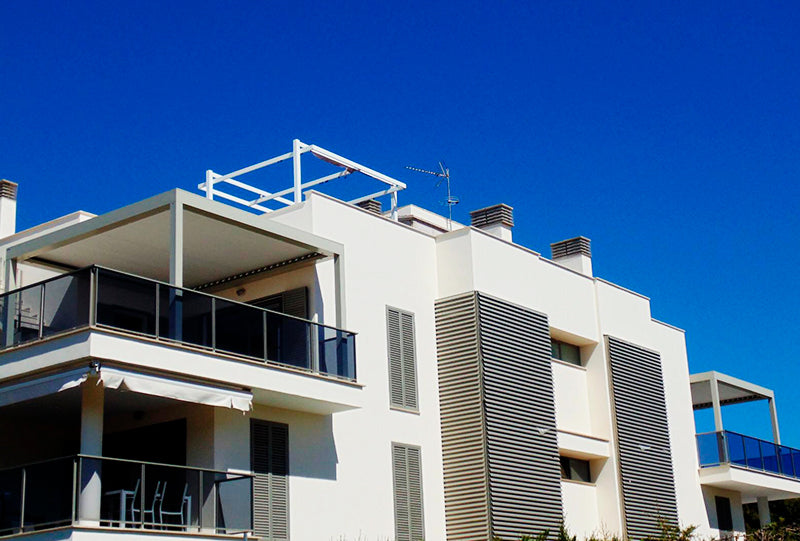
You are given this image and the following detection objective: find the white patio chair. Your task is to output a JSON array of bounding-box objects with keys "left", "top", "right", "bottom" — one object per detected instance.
[
  {"left": 158, "top": 482, "right": 191, "bottom": 529},
  {"left": 130, "top": 480, "right": 163, "bottom": 527}
]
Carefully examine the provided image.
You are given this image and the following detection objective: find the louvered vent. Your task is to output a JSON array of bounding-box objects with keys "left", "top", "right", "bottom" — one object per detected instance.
[
  {"left": 0, "top": 180, "right": 17, "bottom": 200},
  {"left": 392, "top": 443, "right": 425, "bottom": 541},
  {"left": 607, "top": 336, "right": 679, "bottom": 539},
  {"left": 387, "top": 307, "right": 418, "bottom": 410},
  {"left": 550, "top": 236, "right": 591, "bottom": 259},
  {"left": 356, "top": 199, "right": 382, "bottom": 214},
  {"left": 469, "top": 203, "right": 514, "bottom": 228},
  {"left": 251, "top": 420, "right": 289, "bottom": 541}
]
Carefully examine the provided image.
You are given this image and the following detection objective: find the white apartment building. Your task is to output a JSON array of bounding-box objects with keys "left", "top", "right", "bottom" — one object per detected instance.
[{"left": 0, "top": 141, "right": 797, "bottom": 541}]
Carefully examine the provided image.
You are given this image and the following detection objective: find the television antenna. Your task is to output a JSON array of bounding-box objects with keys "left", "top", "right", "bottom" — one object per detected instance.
[{"left": 406, "top": 162, "right": 459, "bottom": 230}]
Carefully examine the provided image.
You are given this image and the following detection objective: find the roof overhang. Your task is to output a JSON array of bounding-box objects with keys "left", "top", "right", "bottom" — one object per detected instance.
[
  {"left": 4, "top": 189, "right": 343, "bottom": 289},
  {"left": 690, "top": 371, "right": 774, "bottom": 410}
]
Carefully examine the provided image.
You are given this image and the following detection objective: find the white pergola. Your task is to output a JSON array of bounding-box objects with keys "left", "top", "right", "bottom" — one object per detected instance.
[
  {"left": 198, "top": 139, "right": 407, "bottom": 220},
  {"left": 690, "top": 371, "right": 780, "bottom": 444}
]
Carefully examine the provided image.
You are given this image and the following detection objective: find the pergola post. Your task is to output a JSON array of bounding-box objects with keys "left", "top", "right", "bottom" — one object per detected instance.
[
  {"left": 293, "top": 139, "right": 302, "bottom": 203},
  {"left": 709, "top": 374, "right": 724, "bottom": 432},
  {"left": 334, "top": 253, "right": 346, "bottom": 329},
  {"left": 769, "top": 397, "right": 781, "bottom": 445},
  {"left": 169, "top": 202, "right": 184, "bottom": 340},
  {"left": 78, "top": 377, "right": 104, "bottom": 525}
]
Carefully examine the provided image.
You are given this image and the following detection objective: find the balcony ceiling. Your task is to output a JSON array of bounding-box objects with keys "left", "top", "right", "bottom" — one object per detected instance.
[
  {"left": 690, "top": 371, "right": 773, "bottom": 410},
  {"left": 8, "top": 190, "right": 342, "bottom": 289}
]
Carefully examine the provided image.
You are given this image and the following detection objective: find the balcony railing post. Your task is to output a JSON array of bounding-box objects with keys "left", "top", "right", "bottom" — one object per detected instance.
[
  {"left": 211, "top": 298, "right": 216, "bottom": 352},
  {"left": 38, "top": 284, "right": 45, "bottom": 339},
  {"left": 155, "top": 283, "right": 160, "bottom": 339},
  {"left": 71, "top": 457, "right": 78, "bottom": 524},
  {"left": 140, "top": 463, "right": 146, "bottom": 529},
  {"left": 19, "top": 466, "right": 26, "bottom": 532},
  {"left": 262, "top": 311, "right": 268, "bottom": 363},
  {"left": 89, "top": 268, "right": 97, "bottom": 327},
  {"left": 719, "top": 431, "right": 729, "bottom": 465}
]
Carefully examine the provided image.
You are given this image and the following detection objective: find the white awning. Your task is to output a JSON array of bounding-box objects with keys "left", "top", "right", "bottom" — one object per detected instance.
[
  {"left": 0, "top": 366, "right": 253, "bottom": 412},
  {"left": 0, "top": 367, "right": 88, "bottom": 408},
  {"left": 99, "top": 367, "right": 253, "bottom": 412}
]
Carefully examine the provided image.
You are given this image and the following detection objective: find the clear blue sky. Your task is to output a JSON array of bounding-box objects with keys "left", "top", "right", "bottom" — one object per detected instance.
[{"left": 2, "top": 2, "right": 799, "bottom": 441}]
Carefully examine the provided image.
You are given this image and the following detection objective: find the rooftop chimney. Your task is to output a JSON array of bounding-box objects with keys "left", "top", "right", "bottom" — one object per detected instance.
[
  {"left": 550, "top": 236, "right": 592, "bottom": 276},
  {"left": 0, "top": 180, "right": 18, "bottom": 239},
  {"left": 470, "top": 204, "right": 513, "bottom": 242},
  {"left": 356, "top": 199, "right": 382, "bottom": 215}
]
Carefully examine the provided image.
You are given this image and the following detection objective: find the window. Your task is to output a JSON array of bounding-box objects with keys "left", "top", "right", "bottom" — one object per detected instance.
[
  {"left": 392, "top": 443, "right": 425, "bottom": 541},
  {"left": 551, "top": 339, "right": 581, "bottom": 366},
  {"left": 715, "top": 496, "right": 733, "bottom": 531},
  {"left": 560, "top": 456, "right": 591, "bottom": 483},
  {"left": 387, "top": 307, "right": 418, "bottom": 411}
]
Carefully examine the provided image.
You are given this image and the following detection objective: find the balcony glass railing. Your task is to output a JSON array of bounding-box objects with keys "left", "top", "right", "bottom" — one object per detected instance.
[
  {"left": 0, "top": 455, "right": 253, "bottom": 536},
  {"left": 697, "top": 430, "right": 800, "bottom": 480},
  {"left": 0, "top": 266, "right": 356, "bottom": 380}
]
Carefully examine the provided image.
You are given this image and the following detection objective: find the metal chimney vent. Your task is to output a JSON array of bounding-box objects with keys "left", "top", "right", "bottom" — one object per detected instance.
[
  {"left": 551, "top": 236, "right": 591, "bottom": 259},
  {"left": 356, "top": 199, "right": 382, "bottom": 215},
  {"left": 0, "top": 180, "right": 18, "bottom": 200},
  {"left": 470, "top": 204, "right": 514, "bottom": 228}
]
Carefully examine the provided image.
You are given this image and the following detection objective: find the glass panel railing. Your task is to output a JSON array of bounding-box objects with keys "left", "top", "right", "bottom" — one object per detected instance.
[
  {"left": 744, "top": 436, "right": 764, "bottom": 470},
  {"left": 696, "top": 432, "right": 723, "bottom": 467},
  {"left": 0, "top": 266, "right": 357, "bottom": 381},
  {"left": 215, "top": 299, "right": 264, "bottom": 359},
  {"left": 96, "top": 269, "right": 157, "bottom": 336},
  {"left": 762, "top": 440, "right": 780, "bottom": 474},
  {"left": 0, "top": 455, "right": 253, "bottom": 535},
  {"left": 779, "top": 446, "right": 795, "bottom": 477},
  {"left": 698, "top": 431, "right": 800, "bottom": 481},
  {"left": 317, "top": 326, "right": 356, "bottom": 379},
  {"left": 42, "top": 273, "right": 90, "bottom": 338}
]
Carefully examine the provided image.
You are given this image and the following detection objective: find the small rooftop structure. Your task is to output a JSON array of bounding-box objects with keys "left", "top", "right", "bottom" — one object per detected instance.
[{"left": 198, "top": 139, "right": 407, "bottom": 219}]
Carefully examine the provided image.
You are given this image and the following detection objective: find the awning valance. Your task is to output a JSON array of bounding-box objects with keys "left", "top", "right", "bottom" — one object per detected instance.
[{"left": 0, "top": 365, "right": 252, "bottom": 412}]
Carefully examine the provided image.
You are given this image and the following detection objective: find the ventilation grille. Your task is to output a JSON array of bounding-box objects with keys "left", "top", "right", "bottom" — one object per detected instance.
[
  {"left": 356, "top": 199, "right": 382, "bottom": 214},
  {"left": 469, "top": 204, "right": 513, "bottom": 228},
  {"left": 550, "top": 236, "right": 591, "bottom": 259},
  {"left": 0, "top": 180, "right": 18, "bottom": 200},
  {"left": 607, "top": 336, "right": 679, "bottom": 540}
]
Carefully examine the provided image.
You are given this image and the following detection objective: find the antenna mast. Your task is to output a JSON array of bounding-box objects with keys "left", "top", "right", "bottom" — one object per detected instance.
[{"left": 406, "top": 162, "right": 459, "bottom": 230}]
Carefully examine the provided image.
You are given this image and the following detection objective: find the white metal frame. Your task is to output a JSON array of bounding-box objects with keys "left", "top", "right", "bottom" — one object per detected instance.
[{"left": 198, "top": 139, "right": 407, "bottom": 220}]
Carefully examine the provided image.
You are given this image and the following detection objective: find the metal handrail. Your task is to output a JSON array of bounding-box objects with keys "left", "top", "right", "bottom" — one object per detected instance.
[{"left": 0, "top": 265, "right": 357, "bottom": 380}]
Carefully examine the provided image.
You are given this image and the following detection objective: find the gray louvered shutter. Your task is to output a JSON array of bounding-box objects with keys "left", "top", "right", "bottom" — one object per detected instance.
[
  {"left": 387, "top": 307, "right": 418, "bottom": 410},
  {"left": 251, "top": 420, "right": 289, "bottom": 541},
  {"left": 281, "top": 288, "right": 307, "bottom": 319},
  {"left": 392, "top": 443, "right": 425, "bottom": 541},
  {"left": 607, "top": 336, "right": 678, "bottom": 540}
]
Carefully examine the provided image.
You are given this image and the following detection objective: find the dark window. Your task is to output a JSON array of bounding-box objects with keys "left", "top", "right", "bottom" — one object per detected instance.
[
  {"left": 551, "top": 339, "right": 581, "bottom": 366},
  {"left": 716, "top": 496, "right": 733, "bottom": 531},
  {"left": 560, "top": 456, "right": 591, "bottom": 483}
]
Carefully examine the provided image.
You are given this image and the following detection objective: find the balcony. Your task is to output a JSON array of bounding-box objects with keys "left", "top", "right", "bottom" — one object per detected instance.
[
  {"left": 0, "top": 266, "right": 356, "bottom": 381},
  {"left": 0, "top": 455, "right": 253, "bottom": 537},
  {"left": 697, "top": 430, "right": 800, "bottom": 479}
]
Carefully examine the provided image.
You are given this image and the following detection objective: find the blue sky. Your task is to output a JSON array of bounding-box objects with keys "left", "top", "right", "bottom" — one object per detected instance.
[{"left": 2, "top": 2, "right": 799, "bottom": 441}]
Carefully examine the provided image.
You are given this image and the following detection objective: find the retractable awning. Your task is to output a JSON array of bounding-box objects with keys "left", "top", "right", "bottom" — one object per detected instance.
[{"left": 0, "top": 365, "right": 253, "bottom": 412}]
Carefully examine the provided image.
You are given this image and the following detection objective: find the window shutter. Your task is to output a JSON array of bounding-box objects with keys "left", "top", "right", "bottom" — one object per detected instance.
[
  {"left": 251, "top": 420, "right": 289, "bottom": 541},
  {"left": 281, "top": 288, "right": 307, "bottom": 319},
  {"left": 387, "top": 307, "right": 418, "bottom": 410},
  {"left": 392, "top": 443, "right": 425, "bottom": 541}
]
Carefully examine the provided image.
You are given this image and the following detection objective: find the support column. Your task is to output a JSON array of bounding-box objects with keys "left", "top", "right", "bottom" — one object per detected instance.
[
  {"left": 292, "top": 139, "right": 302, "bottom": 203},
  {"left": 710, "top": 375, "right": 724, "bottom": 432},
  {"left": 333, "top": 254, "right": 346, "bottom": 329},
  {"left": 758, "top": 497, "right": 771, "bottom": 527},
  {"left": 769, "top": 398, "right": 781, "bottom": 445},
  {"left": 78, "top": 378, "right": 104, "bottom": 525},
  {"left": 169, "top": 202, "right": 184, "bottom": 341}
]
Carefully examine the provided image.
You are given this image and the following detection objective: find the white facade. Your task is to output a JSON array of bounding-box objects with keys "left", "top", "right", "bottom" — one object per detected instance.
[{"left": 0, "top": 148, "right": 797, "bottom": 541}]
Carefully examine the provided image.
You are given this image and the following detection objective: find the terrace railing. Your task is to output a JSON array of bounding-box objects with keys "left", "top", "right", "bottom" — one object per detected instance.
[
  {"left": 0, "top": 455, "right": 253, "bottom": 537},
  {"left": 697, "top": 430, "right": 800, "bottom": 480},
  {"left": 0, "top": 266, "right": 356, "bottom": 380}
]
